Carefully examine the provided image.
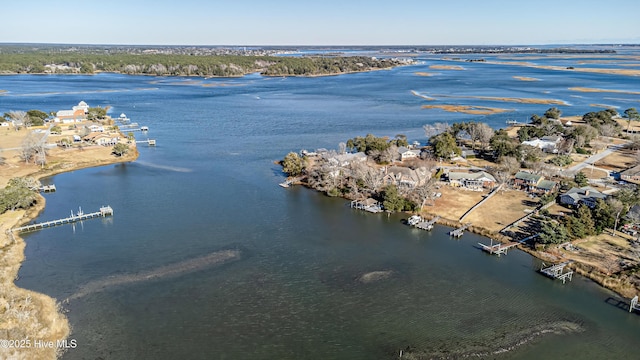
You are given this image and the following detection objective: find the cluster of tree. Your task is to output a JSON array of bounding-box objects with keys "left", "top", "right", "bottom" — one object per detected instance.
[
  {"left": 112, "top": 143, "right": 129, "bottom": 157},
  {"left": 345, "top": 134, "right": 408, "bottom": 164},
  {"left": 3, "top": 110, "right": 49, "bottom": 127},
  {"left": 281, "top": 152, "right": 306, "bottom": 177},
  {"left": 0, "top": 52, "right": 406, "bottom": 77},
  {"left": 87, "top": 107, "right": 108, "bottom": 121},
  {"left": 423, "top": 121, "right": 494, "bottom": 160},
  {"left": 0, "top": 178, "right": 39, "bottom": 214},
  {"left": 539, "top": 188, "right": 640, "bottom": 245},
  {"left": 582, "top": 109, "right": 621, "bottom": 136}
]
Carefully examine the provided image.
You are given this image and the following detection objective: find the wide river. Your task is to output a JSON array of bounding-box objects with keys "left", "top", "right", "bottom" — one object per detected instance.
[{"left": 4, "top": 49, "right": 640, "bottom": 359}]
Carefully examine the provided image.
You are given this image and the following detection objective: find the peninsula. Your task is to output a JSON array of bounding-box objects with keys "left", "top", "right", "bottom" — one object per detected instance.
[
  {"left": 0, "top": 104, "right": 138, "bottom": 360},
  {"left": 281, "top": 107, "right": 640, "bottom": 300}
]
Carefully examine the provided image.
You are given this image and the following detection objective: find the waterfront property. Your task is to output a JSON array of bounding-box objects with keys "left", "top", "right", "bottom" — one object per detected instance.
[
  {"left": 514, "top": 171, "right": 544, "bottom": 192},
  {"left": 350, "top": 198, "right": 383, "bottom": 213},
  {"left": 447, "top": 170, "right": 496, "bottom": 190},
  {"left": 559, "top": 186, "right": 608, "bottom": 208}
]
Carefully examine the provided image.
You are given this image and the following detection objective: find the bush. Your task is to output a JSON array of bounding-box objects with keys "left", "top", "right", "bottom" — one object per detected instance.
[
  {"left": 576, "top": 148, "right": 591, "bottom": 155},
  {"left": 549, "top": 155, "right": 573, "bottom": 167}
]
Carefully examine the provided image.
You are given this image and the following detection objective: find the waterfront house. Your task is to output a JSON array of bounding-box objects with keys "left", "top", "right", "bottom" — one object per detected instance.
[
  {"left": 620, "top": 164, "right": 640, "bottom": 183},
  {"left": 559, "top": 186, "right": 607, "bottom": 208},
  {"left": 383, "top": 166, "right": 429, "bottom": 189},
  {"left": 522, "top": 136, "right": 561, "bottom": 153},
  {"left": 447, "top": 171, "right": 496, "bottom": 190},
  {"left": 536, "top": 180, "right": 558, "bottom": 194},
  {"left": 398, "top": 146, "right": 421, "bottom": 161},
  {"left": 514, "top": 171, "right": 544, "bottom": 191},
  {"left": 72, "top": 101, "right": 90, "bottom": 113},
  {"left": 327, "top": 152, "right": 367, "bottom": 167},
  {"left": 56, "top": 109, "right": 86, "bottom": 123}
]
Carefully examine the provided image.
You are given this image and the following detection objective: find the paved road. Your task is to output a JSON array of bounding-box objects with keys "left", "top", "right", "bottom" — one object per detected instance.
[{"left": 566, "top": 143, "right": 628, "bottom": 174}]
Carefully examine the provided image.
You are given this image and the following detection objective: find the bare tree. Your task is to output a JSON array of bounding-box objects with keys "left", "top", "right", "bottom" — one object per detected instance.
[
  {"left": 574, "top": 135, "right": 586, "bottom": 149},
  {"left": 499, "top": 156, "right": 521, "bottom": 176},
  {"left": 599, "top": 123, "right": 619, "bottom": 137},
  {"left": 410, "top": 178, "right": 437, "bottom": 209},
  {"left": 338, "top": 142, "right": 347, "bottom": 155},
  {"left": 556, "top": 137, "right": 575, "bottom": 155},
  {"left": 8, "top": 111, "right": 29, "bottom": 129},
  {"left": 468, "top": 122, "right": 494, "bottom": 150},
  {"left": 423, "top": 122, "right": 450, "bottom": 138}
]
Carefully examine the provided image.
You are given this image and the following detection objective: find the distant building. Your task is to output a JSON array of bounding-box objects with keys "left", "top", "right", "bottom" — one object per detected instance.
[{"left": 559, "top": 186, "right": 608, "bottom": 208}]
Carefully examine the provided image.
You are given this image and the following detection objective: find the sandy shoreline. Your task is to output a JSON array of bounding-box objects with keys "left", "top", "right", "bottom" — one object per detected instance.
[{"left": 0, "top": 139, "right": 138, "bottom": 360}]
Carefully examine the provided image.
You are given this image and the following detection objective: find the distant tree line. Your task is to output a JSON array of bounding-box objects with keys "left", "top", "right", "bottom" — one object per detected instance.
[{"left": 0, "top": 52, "right": 406, "bottom": 77}]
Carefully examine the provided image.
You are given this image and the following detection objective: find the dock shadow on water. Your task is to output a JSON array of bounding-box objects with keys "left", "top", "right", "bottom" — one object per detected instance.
[{"left": 68, "top": 248, "right": 242, "bottom": 301}]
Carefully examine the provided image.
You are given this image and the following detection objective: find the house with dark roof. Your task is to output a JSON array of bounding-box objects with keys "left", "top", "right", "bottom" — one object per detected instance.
[
  {"left": 514, "top": 171, "right": 544, "bottom": 191},
  {"left": 559, "top": 186, "right": 608, "bottom": 208}
]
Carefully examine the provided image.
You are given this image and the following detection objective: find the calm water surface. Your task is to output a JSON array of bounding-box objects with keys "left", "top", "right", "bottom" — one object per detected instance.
[{"left": 3, "top": 51, "right": 640, "bottom": 359}]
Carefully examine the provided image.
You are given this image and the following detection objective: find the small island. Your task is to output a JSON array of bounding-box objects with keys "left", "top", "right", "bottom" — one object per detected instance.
[{"left": 281, "top": 106, "right": 640, "bottom": 300}]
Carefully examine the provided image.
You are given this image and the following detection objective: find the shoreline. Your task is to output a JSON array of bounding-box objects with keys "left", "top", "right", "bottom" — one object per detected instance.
[
  {"left": 291, "top": 178, "right": 638, "bottom": 302},
  {"left": 0, "top": 142, "right": 138, "bottom": 360}
]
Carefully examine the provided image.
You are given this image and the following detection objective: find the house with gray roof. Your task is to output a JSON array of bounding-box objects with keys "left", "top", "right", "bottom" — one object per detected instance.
[
  {"left": 447, "top": 171, "right": 496, "bottom": 190},
  {"left": 559, "top": 186, "right": 607, "bottom": 208}
]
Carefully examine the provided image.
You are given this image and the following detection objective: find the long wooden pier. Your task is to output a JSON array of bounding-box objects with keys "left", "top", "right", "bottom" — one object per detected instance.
[
  {"left": 12, "top": 206, "right": 114, "bottom": 233},
  {"left": 540, "top": 262, "right": 573, "bottom": 284},
  {"left": 449, "top": 223, "right": 471, "bottom": 238},
  {"left": 478, "top": 239, "right": 518, "bottom": 256}
]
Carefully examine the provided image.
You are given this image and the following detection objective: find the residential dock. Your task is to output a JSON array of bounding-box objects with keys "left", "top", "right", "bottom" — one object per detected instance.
[
  {"left": 630, "top": 296, "right": 640, "bottom": 313},
  {"left": 539, "top": 262, "right": 573, "bottom": 284},
  {"left": 39, "top": 184, "right": 57, "bottom": 192},
  {"left": 12, "top": 206, "right": 114, "bottom": 233},
  {"left": 407, "top": 215, "right": 440, "bottom": 231},
  {"left": 449, "top": 223, "right": 471, "bottom": 237},
  {"left": 478, "top": 239, "right": 518, "bottom": 256},
  {"left": 351, "top": 198, "right": 383, "bottom": 213}
]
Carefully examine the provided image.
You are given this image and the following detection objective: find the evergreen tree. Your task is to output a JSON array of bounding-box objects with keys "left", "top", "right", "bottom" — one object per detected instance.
[
  {"left": 539, "top": 220, "right": 569, "bottom": 245},
  {"left": 574, "top": 171, "right": 589, "bottom": 187},
  {"left": 565, "top": 205, "right": 596, "bottom": 238}
]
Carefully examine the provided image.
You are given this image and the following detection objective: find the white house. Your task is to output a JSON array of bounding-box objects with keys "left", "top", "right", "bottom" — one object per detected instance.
[
  {"left": 72, "top": 101, "right": 90, "bottom": 113},
  {"left": 398, "top": 146, "right": 421, "bottom": 161},
  {"left": 522, "top": 136, "right": 561, "bottom": 153}
]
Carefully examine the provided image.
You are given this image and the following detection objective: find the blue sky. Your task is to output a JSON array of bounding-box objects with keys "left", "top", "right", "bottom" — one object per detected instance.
[{"left": 2, "top": 0, "right": 638, "bottom": 45}]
